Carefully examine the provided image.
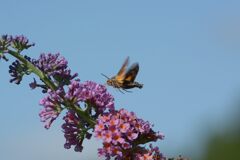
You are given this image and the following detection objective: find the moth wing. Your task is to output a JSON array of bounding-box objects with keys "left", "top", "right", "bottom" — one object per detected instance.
[
  {"left": 124, "top": 63, "right": 139, "bottom": 83},
  {"left": 115, "top": 56, "right": 129, "bottom": 82}
]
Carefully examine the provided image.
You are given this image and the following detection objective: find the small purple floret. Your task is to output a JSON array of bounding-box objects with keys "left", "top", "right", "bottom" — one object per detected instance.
[
  {"left": 39, "top": 89, "right": 63, "bottom": 129},
  {"left": 65, "top": 80, "right": 115, "bottom": 113},
  {"left": 62, "top": 111, "right": 92, "bottom": 152},
  {"left": 32, "top": 53, "right": 78, "bottom": 86}
]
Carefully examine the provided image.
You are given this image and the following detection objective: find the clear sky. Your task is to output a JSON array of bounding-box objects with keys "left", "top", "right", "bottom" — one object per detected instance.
[{"left": 1, "top": 0, "right": 240, "bottom": 160}]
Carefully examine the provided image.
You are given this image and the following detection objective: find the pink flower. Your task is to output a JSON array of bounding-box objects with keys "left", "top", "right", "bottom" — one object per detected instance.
[
  {"left": 139, "top": 153, "right": 153, "bottom": 160},
  {"left": 94, "top": 108, "right": 164, "bottom": 159},
  {"left": 109, "top": 116, "right": 119, "bottom": 126},
  {"left": 95, "top": 121, "right": 105, "bottom": 132},
  {"left": 119, "top": 122, "right": 130, "bottom": 133},
  {"left": 103, "top": 131, "right": 112, "bottom": 143},
  {"left": 126, "top": 131, "right": 138, "bottom": 141},
  {"left": 112, "top": 132, "right": 125, "bottom": 145}
]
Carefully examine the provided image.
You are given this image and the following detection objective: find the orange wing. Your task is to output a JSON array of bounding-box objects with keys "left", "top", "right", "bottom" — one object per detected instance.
[
  {"left": 115, "top": 57, "right": 129, "bottom": 82},
  {"left": 124, "top": 63, "right": 139, "bottom": 83}
]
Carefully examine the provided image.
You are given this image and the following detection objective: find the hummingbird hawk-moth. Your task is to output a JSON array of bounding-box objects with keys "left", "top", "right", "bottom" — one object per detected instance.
[{"left": 102, "top": 57, "right": 143, "bottom": 92}]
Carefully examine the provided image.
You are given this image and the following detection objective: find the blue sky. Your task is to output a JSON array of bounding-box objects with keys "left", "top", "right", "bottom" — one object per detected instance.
[{"left": 1, "top": 0, "right": 240, "bottom": 159}]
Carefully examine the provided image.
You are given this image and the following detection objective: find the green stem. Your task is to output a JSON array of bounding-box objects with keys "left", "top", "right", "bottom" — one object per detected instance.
[
  {"left": 8, "top": 50, "right": 57, "bottom": 90},
  {"left": 69, "top": 103, "right": 96, "bottom": 127},
  {"left": 8, "top": 50, "right": 96, "bottom": 127}
]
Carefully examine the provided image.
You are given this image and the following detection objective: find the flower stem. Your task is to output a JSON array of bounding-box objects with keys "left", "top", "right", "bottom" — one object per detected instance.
[
  {"left": 64, "top": 101, "right": 96, "bottom": 127},
  {"left": 8, "top": 50, "right": 96, "bottom": 127},
  {"left": 9, "top": 50, "right": 96, "bottom": 127},
  {"left": 8, "top": 50, "right": 57, "bottom": 90}
]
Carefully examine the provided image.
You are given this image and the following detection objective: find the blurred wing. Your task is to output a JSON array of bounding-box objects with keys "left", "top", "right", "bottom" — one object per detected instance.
[
  {"left": 115, "top": 57, "right": 129, "bottom": 81},
  {"left": 124, "top": 63, "right": 139, "bottom": 82}
]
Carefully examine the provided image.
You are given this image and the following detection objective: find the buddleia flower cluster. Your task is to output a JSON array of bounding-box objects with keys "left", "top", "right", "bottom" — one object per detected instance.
[
  {"left": 0, "top": 35, "right": 166, "bottom": 160},
  {"left": 95, "top": 109, "right": 165, "bottom": 159},
  {"left": 0, "top": 35, "right": 35, "bottom": 61}
]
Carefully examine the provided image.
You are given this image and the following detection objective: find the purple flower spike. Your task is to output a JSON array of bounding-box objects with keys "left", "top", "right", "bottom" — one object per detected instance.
[
  {"left": 1, "top": 35, "right": 34, "bottom": 61},
  {"left": 11, "top": 35, "right": 35, "bottom": 51},
  {"left": 8, "top": 60, "right": 23, "bottom": 84},
  {"left": 94, "top": 109, "right": 164, "bottom": 159},
  {"left": 9, "top": 56, "right": 32, "bottom": 84},
  {"left": 62, "top": 111, "right": 92, "bottom": 152},
  {"left": 39, "top": 89, "right": 63, "bottom": 129},
  {"left": 32, "top": 53, "right": 78, "bottom": 86},
  {"left": 65, "top": 80, "right": 115, "bottom": 113},
  {"left": 33, "top": 53, "right": 67, "bottom": 76}
]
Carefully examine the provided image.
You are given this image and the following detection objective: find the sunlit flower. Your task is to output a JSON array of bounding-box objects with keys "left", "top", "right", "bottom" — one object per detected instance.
[{"left": 95, "top": 109, "right": 164, "bottom": 159}]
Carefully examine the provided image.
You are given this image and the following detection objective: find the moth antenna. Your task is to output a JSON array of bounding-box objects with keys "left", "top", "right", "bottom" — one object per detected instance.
[
  {"left": 117, "top": 88, "right": 125, "bottom": 94},
  {"left": 101, "top": 73, "right": 110, "bottom": 79},
  {"left": 123, "top": 89, "right": 132, "bottom": 93}
]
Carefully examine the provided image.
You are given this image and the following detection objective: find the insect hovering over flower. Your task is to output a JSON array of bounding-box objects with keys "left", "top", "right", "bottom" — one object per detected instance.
[{"left": 102, "top": 57, "right": 143, "bottom": 93}]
